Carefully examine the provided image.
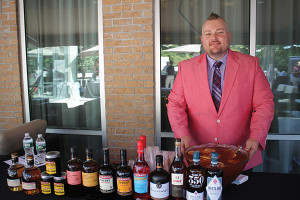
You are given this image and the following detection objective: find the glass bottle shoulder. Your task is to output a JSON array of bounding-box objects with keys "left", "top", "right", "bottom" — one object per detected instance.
[
  {"left": 83, "top": 159, "right": 99, "bottom": 172},
  {"left": 67, "top": 158, "right": 83, "bottom": 171}
]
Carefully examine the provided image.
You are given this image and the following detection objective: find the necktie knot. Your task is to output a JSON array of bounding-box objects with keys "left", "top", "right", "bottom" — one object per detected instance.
[{"left": 213, "top": 61, "right": 222, "bottom": 69}]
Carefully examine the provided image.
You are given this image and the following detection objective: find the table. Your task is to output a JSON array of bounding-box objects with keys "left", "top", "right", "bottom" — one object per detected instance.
[{"left": 1, "top": 160, "right": 300, "bottom": 200}]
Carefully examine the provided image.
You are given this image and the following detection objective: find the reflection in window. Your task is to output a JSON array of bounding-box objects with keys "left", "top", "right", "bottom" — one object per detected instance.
[
  {"left": 160, "top": 0, "right": 250, "bottom": 132},
  {"left": 25, "top": 0, "right": 101, "bottom": 130}
]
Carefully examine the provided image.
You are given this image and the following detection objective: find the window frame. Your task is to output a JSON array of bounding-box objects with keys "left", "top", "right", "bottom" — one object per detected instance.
[{"left": 18, "top": 0, "right": 107, "bottom": 148}]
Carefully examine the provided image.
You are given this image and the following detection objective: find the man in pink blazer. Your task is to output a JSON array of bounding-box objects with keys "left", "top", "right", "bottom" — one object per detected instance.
[{"left": 167, "top": 13, "right": 274, "bottom": 171}]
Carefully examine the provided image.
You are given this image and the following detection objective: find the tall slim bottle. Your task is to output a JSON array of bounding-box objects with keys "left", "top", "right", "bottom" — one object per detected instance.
[
  {"left": 66, "top": 146, "right": 83, "bottom": 198},
  {"left": 206, "top": 152, "right": 223, "bottom": 200},
  {"left": 7, "top": 153, "right": 25, "bottom": 192},
  {"left": 133, "top": 140, "right": 150, "bottom": 199},
  {"left": 170, "top": 138, "right": 186, "bottom": 199},
  {"left": 82, "top": 147, "right": 100, "bottom": 199},
  {"left": 99, "top": 148, "right": 116, "bottom": 198},
  {"left": 116, "top": 149, "right": 133, "bottom": 197},
  {"left": 186, "top": 151, "right": 205, "bottom": 200}
]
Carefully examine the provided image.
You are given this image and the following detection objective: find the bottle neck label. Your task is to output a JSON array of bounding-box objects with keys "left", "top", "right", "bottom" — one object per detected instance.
[
  {"left": 206, "top": 175, "right": 222, "bottom": 200},
  {"left": 150, "top": 182, "right": 169, "bottom": 199},
  {"left": 134, "top": 173, "right": 148, "bottom": 193}
]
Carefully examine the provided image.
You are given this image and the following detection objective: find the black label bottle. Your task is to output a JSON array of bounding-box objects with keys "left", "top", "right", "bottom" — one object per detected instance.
[
  {"left": 170, "top": 138, "right": 186, "bottom": 199},
  {"left": 66, "top": 146, "right": 83, "bottom": 198},
  {"left": 82, "top": 147, "right": 100, "bottom": 199},
  {"left": 149, "top": 155, "right": 170, "bottom": 200},
  {"left": 186, "top": 151, "right": 205, "bottom": 200},
  {"left": 206, "top": 152, "right": 223, "bottom": 200}
]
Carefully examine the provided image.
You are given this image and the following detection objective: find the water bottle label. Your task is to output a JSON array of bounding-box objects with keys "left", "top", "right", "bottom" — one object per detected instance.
[
  {"left": 36, "top": 143, "right": 46, "bottom": 151},
  {"left": 24, "top": 142, "right": 33, "bottom": 148},
  {"left": 134, "top": 173, "right": 148, "bottom": 193}
]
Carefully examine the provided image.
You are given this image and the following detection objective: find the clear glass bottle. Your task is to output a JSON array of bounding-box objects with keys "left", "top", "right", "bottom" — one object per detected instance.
[
  {"left": 116, "top": 149, "right": 133, "bottom": 197},
  {"left": 7, "top": 153, "right": 25, "bottom": 192},
  {"left": 82, "top": 147, "right": 100, "bottom": 199},
  {"left": 22, "top": 155, "right": 41, "bottom": 195},
  {"left": 206, "top": 152, "right": 223, "bottom": 200},
  {"left": 23, "top": 133, "right": 34, "bottom": 164},
  {"left": 149, "top": 155, "right": 170, "bottom": 200},
  {"left": 99, "top": 148, "right": 116, "bottom": 199},
  {"left": 133, "top": 140, "right": 150, "bottom": 199},
  {"left": 170, "top": 138, "right": 186, "bottom": 199},
  {"left": 186, "top": 151, "right": 205, "bottom": 200},
  {"left": 35, "top": 134, "right": 46, "bottom": 165},
  {"left": 66, "top": 146, "right": 83, "bottom": 198}
]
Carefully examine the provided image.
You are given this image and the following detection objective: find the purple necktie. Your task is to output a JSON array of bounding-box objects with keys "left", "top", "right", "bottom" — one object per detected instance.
[{"left": 212, "top": 61, "right": 222, "bottom": 112}]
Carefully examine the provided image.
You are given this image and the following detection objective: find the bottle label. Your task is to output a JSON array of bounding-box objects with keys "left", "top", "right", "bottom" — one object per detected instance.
[
  {"left": 41, "top": 181, "right": 52, "bottom": 194},
  {"left": 150, "top": 182, "right": 169, "bottom": 199},
  {"left": 67, "top": 170, "right": 82, "bottom": 185},
  {"left": 99, "top": 175, "right": 114, "bottom": 192},
  {"left": 82, "top": 171, "right": 99, "bottom": 187},
  {"left": 54, "top": 182, "right": 65, "bottom": 196},
  {"left": 188, "top": 173, "right": 204, "bottom": 188},
  {"left": 171, "top": 173, "right": 184, "bottom": 197},
  {"left": 36, "top": 143, "right": 46, "bottom": 151},
  {"left": 22, "top": 181, "right": 36, "bottom": 190},
  {"left": 134, "top": 173, "right": 148, "bottom": 193},
  {"left": 117, "top": 177, "right": 132, "bottom": 193},
  {"left": 186, "top": 190, "right": 204, "bottom": 200},
  {"left": 23, "top": 141, "right": 33, "bottom": 148},
  {"left": 46, "top": 161, "right": 56, "bottom": 174},
  {"left": 206, "top": 175, "right": 222, "bottom": 200},
  {"left": 171, "top": 173, "right": 184, "bottom": 186},
  {"left": 7, "top": 179, "right": 21, "bottom": 187}
]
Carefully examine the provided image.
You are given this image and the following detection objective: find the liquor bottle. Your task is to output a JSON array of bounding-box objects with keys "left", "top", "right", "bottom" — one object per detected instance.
[
  {"left": 116, "top": 149, "right": 133, "bottom": 197},
  {"left": 149, "top": 155, "right": 169, "bottom": 200},
  {"left": 35, "top": 134, "right": 46, "bottom": 165},
  {"left": 186, "top": 151, "right": 205, "bottom": 200},
  {"left": 99, "top": 148, "right": 116, "bottom": 198},
  {"left": 66, "top": 146, "right": 83, "bottom": 198},
  {"left": 82, "top": 147, "right": 100, "bottom": 199},
  {"left": 170, "top": 138, "right": 186, "bottom": 199},
  {"left": 7, "top": 153, "right": 25, "bottom": 192},
  {"left": 22, "top": 155, "right": 41, "bottom": 195},
  {"left": 206, "top": 152, "right": 223, "bottom": 200},
  {"left": 133, "top": 140, "right": 150, "bottom": 199}
]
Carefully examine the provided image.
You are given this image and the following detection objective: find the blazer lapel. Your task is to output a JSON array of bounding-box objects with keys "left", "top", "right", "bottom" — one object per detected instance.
[{"left": 218, "top": 50, "right": 240, "bottom": 116}]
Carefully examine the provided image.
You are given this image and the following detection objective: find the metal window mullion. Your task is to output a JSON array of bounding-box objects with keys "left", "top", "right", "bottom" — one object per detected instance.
[{"left": 250, "top": 0, "right": 257, "bottom": 56}]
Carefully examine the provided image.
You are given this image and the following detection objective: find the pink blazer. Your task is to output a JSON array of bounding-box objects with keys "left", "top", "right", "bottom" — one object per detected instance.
[{"left": 167, "top": 49, "right": 274, "bottom": 170}]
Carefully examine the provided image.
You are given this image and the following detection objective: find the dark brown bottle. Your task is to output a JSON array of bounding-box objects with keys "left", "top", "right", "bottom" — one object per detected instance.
[
  {"left": 116, "top": 149, "right": 133, "bottom": 197},
  {"left": 7, "top": 153, "right": 25, "bottom": 192},
  {"left": 22, "top": 155, "right": 41, "bottom": 195},
  {"left": 170, "top": 138, "right": 186, "bottom": 199},
  {"left": 99, "top": 148, "right": 116, "bottom": 199},
  {"left": 82, "top": 147, "right": 100, "bottom": 199},
  {"left": 66, "top": 146, "right": 83, "bottom": 198}
]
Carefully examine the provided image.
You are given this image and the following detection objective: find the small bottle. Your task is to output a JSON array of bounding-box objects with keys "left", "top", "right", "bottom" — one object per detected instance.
[
  {"left": 23, "top": 133, "right": 34, "bottom": 164},
  {"left": 40, "top": 171, "right": 53, "bottom": 195},
  {"left": 22, "top": 155, "right": 41, "bottom": 195},
  {"left": 54, "top": 172, "right": 68, "bottom": 196},
  {"left": 82, "top": 147, "right": 100, "bottom": 199},
  {"left": 206, "top": 152, "right": 223, "bottom": 200},
  {"left": 99, "top": 148, "right": 116, "bottom": 198},
  {"left": 45, "top": 151, "right": 61, "bottom": 176},
  {"left": 66, "top": 146, "right": 83, "bottom": 198},
  {"left": 133, "top": 140, "right": 150, "bottom": 199},
  {"left": 7, "top": 153, "right": 25, "bottom": 192},
  {"left": 35, "top": 134, "right": 46, "bottom": 165},
  {"left": 186, "top": 151, "right": 205, "bottom": 200},
  {"left": 149, "top": 155, "right": 170, "bottom": 200},
  {"left": 170, "top": 138, "right": 186, "bottom": 199},
  {"left": 116, "top": 149, "right": 133, "bottom": 197}
]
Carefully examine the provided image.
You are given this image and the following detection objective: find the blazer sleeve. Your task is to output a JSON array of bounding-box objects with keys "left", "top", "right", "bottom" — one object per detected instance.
[
  {"left": 167, "top": 62, "right": 191, "bottom": 139},
  {"left": 250, "top": 57, "right": 274, "bottom": 150}
]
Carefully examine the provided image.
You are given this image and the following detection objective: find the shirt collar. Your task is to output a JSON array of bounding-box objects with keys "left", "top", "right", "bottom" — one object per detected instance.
[{"left": 207, "top": 50, "right": 229, "bottom": 69}]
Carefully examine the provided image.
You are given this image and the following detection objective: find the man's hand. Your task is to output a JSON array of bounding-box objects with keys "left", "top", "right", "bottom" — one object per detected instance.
[
  {"left": 181, "top": 135, "right": 191, "bottom": 155},
  {"left": 245, "top": 138, "right": 259, "bottom": 160}
]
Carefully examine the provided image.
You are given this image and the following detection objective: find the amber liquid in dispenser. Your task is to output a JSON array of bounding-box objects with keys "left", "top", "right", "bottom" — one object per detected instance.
[
  {"left": 22, "top": 155, "right": 41, "bottom": 195},
  {"left": 7, "top": 153, "right": 25, "bottom": 192}
]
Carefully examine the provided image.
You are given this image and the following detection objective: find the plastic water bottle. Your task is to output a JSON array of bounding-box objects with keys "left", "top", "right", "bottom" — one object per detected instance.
[
  {"left": 23, "top": 133, "right": 34, "bottom": 162},
  {"left": 35, "top": 134, "right": 46, "bottom": 165}
]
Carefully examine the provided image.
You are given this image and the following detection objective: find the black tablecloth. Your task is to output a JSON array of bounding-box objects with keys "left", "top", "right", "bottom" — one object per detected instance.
[{"left": 1, "top": 160, "right": 300, "bottom": 200}]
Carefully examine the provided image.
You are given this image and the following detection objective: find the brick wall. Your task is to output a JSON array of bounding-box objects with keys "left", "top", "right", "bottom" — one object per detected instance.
[
  {"left": 102, "top": 0, "right": 155, "bottom": 162},
  {"left": 0, "top": 0, "right": 24, "bottom": 130}
]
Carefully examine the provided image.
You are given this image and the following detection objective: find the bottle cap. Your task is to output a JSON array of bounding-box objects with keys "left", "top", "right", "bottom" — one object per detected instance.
[
  {"left": 120, "top": 149, "right": 127, "bottom": 157},
  {"left": 139, "top": 135, "right": 146, "bottom": 149},
  {"left": 11, "top": 152, "right": 18, "bottom": 158},
  {"left": 70, "top": 146, "right": 78, "bottom": 153},
  {"left": 27, "top": 155, "right": 34, "bottom": 161},
  {"left": 193, "top": 151, "right": 200, "bottom": 162},
  {"left": 25, "top": 133, "right": 29, "bottom": 137},
  {"left": 137, "top": 140, "right": 144, "bottom": 151},
  {"left": 46, "top": 151, "right": 60, "bottom": 159},
  {"left": 103, "top": 148, "right": 109, "bottom": 153},
  {"left": 156, "top": 155, "right": 163, "bottom": 164},
  {"left": 211, "top": 152, "right": 219, "bottom": 164},
  {"left": 175, "top": 138, "right": 181, "bottom": 146}
]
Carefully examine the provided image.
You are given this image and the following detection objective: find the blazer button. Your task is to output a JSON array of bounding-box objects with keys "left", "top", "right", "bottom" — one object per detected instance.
[
  {"left": 217, "top": 119, "right": 220, "bottom": 123},
  {"left": 215, "top": 137, "right": 218, "bottom": 141}
]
